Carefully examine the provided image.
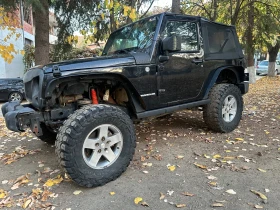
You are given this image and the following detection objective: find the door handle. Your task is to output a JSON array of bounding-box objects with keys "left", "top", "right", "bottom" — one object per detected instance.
[{"left": 192, "top": 58, "right": 203, "bottom": 65}]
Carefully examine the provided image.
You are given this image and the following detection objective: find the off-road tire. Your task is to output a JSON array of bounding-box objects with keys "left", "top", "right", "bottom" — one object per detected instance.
[
  {"left": 203, "top": 84, "right": 243, "bottom": 133},
  {"left": 35, "top": 123, "right": 57, "bottom": 144},
  {"left": 55, "top": 104, "right": 136, "bottom": 188}
]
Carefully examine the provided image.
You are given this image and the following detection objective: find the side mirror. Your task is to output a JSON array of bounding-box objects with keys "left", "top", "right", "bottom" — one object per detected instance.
[{"left": 162, "top": 35, "right": 182, "bottom": 52}]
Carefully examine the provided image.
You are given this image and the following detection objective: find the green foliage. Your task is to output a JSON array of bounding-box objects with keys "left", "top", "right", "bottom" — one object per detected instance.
[
  {"left": 22, "top": 44, "right": 35, "bottom": 72},
  {"left": 50, "top": 46, "right": 102, "bottom": 62}
]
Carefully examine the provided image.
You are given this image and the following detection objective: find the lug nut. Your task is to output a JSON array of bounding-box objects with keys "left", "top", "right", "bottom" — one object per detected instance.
[
  {"left": 95, "top": 143, "right": 99, "bottom": 147},
  {"left": 98, "top": 149, "right": 101, "bottom": 153},
  {"left": 102, "top": 137, "right": 105, "bottom": 141}
]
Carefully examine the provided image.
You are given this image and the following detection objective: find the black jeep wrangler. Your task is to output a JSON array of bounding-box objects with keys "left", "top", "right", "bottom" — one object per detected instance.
[{"left": 2, "top": 13, "right": 248, "bottom": 187}]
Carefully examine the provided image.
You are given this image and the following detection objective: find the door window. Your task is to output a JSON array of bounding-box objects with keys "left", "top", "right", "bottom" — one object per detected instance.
[{"left": 162, "top": 21, "right": 199, "bottom": 51}]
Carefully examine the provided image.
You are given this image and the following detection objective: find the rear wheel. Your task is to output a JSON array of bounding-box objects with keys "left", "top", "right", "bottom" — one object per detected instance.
[
  {"left": 8, "top": 92, "right": 23, "bottom": 102},
  {"left": 203, "top": 84, "right": 243, "bottom": 133},
  {"left": 55, "top": 104, "right": 135, "bottom": 187}
]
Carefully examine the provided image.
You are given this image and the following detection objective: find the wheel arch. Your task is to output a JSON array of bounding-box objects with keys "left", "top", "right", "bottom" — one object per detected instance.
[
  {"left": 203, "top": 66, "right": 245, "bottom": 99},
  {"left": 44, "top": 73, "right": 146, "bottom": 114}
]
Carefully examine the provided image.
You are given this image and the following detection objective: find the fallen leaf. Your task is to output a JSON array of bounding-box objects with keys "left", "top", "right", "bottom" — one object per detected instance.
[
  {"left": 73, "top": 190, "right": 82, "bottom": 195},
  {"left": 134, "top": 197, "right": 143, "bottom": 204},
  {"left": 181, "top": 192, "right": 194, "bottom": 197},
  {"left": 22, "top": 199, "right": 32, "bottom": 209},
  {"left": 41, "top": 190, "right": 52, "bottom": 201},
  {"left": 212, "top": 203, "right": 224, "bottom": 207},
  {"left": 32, "top": 188, "right": 42, "bottom": 196},
  {"left": 176, "top": 204, "right": 187, "bottom": 208},
  {"left": 143, "top": 162, "right": 152, "bottom": 167},
  {"left": 255, "top": 204, "right": 263, "bottom": 209},
  {"left": 143, "top": 171, "right": 149, "bottom": 174},
  {"left": 159, "top": 192, "right": 165, "bottom": 200},
  {"left": 235, "top": 138, "right": 244, "bottom": 141},
  {"left": 141, "top": 201, "right": 149, "bottom": 207},
  {"left": 194, "top": 163, "right": 207, "bottom": 169},
  {"left": 109, "top": 192, "right": 115, "bottom": 196},
  {"left": 257, "top": 168, "right": 266, "bottom": 173},
  {"left": 207, "top": 175, "right": 217, "bottom": 180},
  {"left": 168, "top": 165, "right": 176, "bottom": 171},
  {"left": 250, "top": 190, "right": 267, "bottom": 200},
  {"left": 176, "top": 155, "right": 184, "bottom": 159},
  {"left": 44, "top": 175, "right": 63, "bottom": 187},
  {"left": 209, "top": 181, "right": 217, "bottom": 187},
  {"left": 223, "top": 156, "right": 235, "bottom": 160},
  {"left": 204, "top": 154, "right": 211, "bottom": 159},
  {"left": 226, "top": 189, "right": 236, "bottom": 195},
  {"left": 1, "top": 180, "right": 8, "bottom": 185},
  {"left": 0, "top": 189, "right": 7, "bottom": 199},
  {"left": 213, "top": 154, "right": 221, "bottom": 159}
]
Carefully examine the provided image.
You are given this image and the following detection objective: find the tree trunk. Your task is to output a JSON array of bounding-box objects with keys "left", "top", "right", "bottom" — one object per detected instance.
[
  {"left": 267, "top": 41, "right": 280, "bottom": 77},
  {"left": 212, "top": 0, "right": 218, "bottom": 21},
  {"left": 34, "top": 0, "right": 49, "bottom": 65},
  {"left": 172, "top": 0, "right": 180, "bottom": 14},
  {"left": 246, "top": 1, "right": 255, "bottom": 84}
]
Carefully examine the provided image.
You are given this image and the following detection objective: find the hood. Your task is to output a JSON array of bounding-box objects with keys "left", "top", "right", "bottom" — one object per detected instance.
[{"left": 41, "top": 54, "right": 136, "bottom": 74}]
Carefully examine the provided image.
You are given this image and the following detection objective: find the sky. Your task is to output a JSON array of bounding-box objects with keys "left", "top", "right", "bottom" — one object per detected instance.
[{"left": 152, "top": 0, "right": 172, "bottom": 8}]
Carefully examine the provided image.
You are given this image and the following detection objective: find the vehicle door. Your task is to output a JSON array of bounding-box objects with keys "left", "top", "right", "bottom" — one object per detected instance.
[
  {"left": 0, "top": 80, "right": 9, "bottom": 100},
  {"left": 158, "top": 17, "right": 205, "bottom": 105}
]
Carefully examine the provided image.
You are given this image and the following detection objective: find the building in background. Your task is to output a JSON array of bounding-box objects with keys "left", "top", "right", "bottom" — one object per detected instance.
[{"left": 0, "top": 8, "right": 57, "bottom": 79}]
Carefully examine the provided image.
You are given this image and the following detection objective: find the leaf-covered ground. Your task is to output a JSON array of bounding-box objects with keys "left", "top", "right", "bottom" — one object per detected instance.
[{"left": 0, "top": 77, "right": 279, "bottom": 210}]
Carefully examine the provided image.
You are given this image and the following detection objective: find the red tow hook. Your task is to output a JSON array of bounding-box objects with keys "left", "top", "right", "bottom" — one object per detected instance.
[{"left": 91, "top": 89, "right": 98, "bottom": 104}]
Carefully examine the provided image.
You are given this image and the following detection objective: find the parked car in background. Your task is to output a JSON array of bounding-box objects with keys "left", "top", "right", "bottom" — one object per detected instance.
[
  {"left": 0, "top": 78, "right": 25, "bottom": 102},
  {"left": 256, "top": 60, "right": 280, "bottom": 75}
]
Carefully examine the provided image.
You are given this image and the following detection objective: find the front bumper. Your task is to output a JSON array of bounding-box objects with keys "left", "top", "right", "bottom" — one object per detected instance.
[
  {"left": 256, "top": 69, "right": 268, "bottom": 74},
  {"left": 1, "top": 102, "right": 44, "bottom": 135}
]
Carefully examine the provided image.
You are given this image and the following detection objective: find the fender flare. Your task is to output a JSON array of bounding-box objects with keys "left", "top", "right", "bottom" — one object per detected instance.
[{"left": 202, "top": 65, "right": 244, "bottom": 99}]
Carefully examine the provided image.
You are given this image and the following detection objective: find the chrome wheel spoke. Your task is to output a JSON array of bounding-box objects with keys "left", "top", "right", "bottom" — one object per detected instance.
[
  {"left": 89, "top": 152, "right": 102, "bottom": 167},
  {"left": 103, "top": 148, "right": 116, "bottom": 162},
  {"left": 222, "top": 107, "right": 227, "bottom": 115},
  {"left": 107, "top": 133, "right": 122, "bottom": 147},
  {"left": 229, "top": 108, "right": 237, "bottom": 115},
  {"left": 228, "top": 98, "right": 235, "bottom": 106},
  {"left": 99, "top": 125, "right": 109, "bottom": 138},
  {"left": 83, "top": 138, "right": 97, "bottom": 149},
  {"left": 224, "top": 113, "right": 230, "bottom": 122}
]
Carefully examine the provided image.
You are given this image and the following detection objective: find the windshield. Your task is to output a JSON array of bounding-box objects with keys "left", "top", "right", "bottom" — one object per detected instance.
[
  {"left": 102, "top": 15, "right": 159, "bottom": 56},
  {"left": 259, "top": 60, "right": 268, "bottom": 66}
]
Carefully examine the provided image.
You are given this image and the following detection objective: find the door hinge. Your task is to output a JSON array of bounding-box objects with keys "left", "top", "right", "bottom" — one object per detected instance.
[{"left": 53, "top": 65, "right": 61, "bottom": 77}]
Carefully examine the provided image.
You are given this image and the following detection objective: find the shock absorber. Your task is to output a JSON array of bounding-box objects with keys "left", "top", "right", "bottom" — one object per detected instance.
[{"left": 91, "top": 89, "right": 98, "bottom": 104}]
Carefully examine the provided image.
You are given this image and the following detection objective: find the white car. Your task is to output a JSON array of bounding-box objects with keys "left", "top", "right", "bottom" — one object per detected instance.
[{"left": 256, "top": 60, "right": 280, "bottom": 75}]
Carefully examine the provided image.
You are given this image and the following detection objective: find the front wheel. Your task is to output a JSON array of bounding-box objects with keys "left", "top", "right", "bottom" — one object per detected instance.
[
  {"left": 55, "top": 105, "right": 136, "bottom": 187},
  {"left": 203, "top": 84, "right": 243, "bottom": 133}
]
